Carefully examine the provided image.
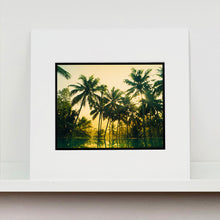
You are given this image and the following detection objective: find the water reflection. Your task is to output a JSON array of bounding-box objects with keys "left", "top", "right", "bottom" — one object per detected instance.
[{"left": 57, "top": 137, "right": 164, "bottom": 149}]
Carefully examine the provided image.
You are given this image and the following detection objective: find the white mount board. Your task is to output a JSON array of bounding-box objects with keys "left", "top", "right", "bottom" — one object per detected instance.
[{"left": 30, "top": 29, "right": 190, "bottom": 181}]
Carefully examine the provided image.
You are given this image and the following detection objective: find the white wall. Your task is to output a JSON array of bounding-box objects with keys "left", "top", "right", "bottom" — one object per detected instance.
[
  {"left": 1, "top": 0, "right": 220, "bottom": 218},
  {"left": 1, "top": 0, "right": 220, "bottom": 165}
]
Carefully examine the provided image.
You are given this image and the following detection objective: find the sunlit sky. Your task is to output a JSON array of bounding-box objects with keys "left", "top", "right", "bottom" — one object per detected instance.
[{"left": 57, "top": 64, "right": 163, "bottom": 129}]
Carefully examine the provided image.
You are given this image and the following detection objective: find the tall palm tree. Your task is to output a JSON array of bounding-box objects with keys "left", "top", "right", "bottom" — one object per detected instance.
[
  {"left": 103, "top": 87, "right": 123, "bottom": 139},
  {"left": 90, "top": 94, "right": 107, "bottom": 138},
  {"left": 120, "top": 95, "right": 135, "bottom": 138},
  {"left": 144, "top": 90, "right": 163, "bottom": 116},
  {"left": 90, "top": 97, "right": 102, "bottom": 135},
  {"left": 69, "top": 75, "right": 100, "bottom": 125},
  {"left": 103, "top": 107, "right": 112, "bottom": 139},
  {"left": 57, "top": 65, "right": 71, "bottom": 79},
  {"left": 124, "top": 68, "right": 152, "bottom": 138},
  {"left": 114, "top": 104, "right": 125, "bottom": 139},
  {"left": 96, "top": 84, "right": 107, "bottom": 138},
  {"left": 153, "top": 67, "right": 163, "bottom": 97},
  {"left": 143, "top": 90, "right": 162, "bottom": 137}
]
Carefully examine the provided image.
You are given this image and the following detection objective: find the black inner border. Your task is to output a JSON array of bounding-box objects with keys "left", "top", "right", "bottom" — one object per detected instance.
[{"left": 55, "top": 62, "right": 165, "bottom": 150}]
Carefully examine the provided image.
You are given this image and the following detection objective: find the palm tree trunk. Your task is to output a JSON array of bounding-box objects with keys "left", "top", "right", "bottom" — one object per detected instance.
[
  {"left": 100, "top": 113, "right": 103, "bottom": 131},
  {"left": 126, "top": 121, "right": 129, "bottom": 138},
  {"left": 104, "top": 118, "right": 110, "bottom": 139},
  {"left": 74, "top": 97, "right": 85, "bottom": 126},
  {"left": 119, "top": 121, "right": 120, "bottom": 139},
  {"left": 109, "top": 120, "right": 111, "bottom": 140},
  {"left": 99, "top": 113, "right": 103, "bottom": 138},
  {"left": 111, "top": 121, "right": 114, "bottom": 140},
  {"left": 98, "top": 93, "right": 104, "bottom": 138},
  {"left": 141, "top": 99, "right": 146, "bottom": 139},
  {"left": 149, "top": 112, "right": 152, "bottom": 137},
  {"left": 98, "top": 112, "right": 101, "bottom": 138},
  {"left": 118, "top": 120, "right": 120, "bottom": 139},
  {"left": 116, "top": 120, "right": 119, "bottom": 139}
]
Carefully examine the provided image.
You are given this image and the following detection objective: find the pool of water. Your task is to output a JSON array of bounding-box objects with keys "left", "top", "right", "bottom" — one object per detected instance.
[{"left": 57, "top": 137, "right": 164, "bottom": 149}]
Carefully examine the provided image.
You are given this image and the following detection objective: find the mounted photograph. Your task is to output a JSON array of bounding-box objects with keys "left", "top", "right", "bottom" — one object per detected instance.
[
  {"left": 31, "top": 29, "right": 189, "bottom": 180},
  {"left": 56, "top": 63, "right": 165, "bottom": 150}
]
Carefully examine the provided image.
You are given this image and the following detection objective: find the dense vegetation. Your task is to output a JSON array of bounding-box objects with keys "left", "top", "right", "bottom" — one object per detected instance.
[{"left": 57, "top": 65, "right": 164, "bottom": 148}]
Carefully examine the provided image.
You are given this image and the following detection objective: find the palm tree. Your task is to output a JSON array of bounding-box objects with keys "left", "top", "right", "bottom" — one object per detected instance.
[
  {"left": 90, "top": 94, "right": 107, "bottom": 138},
  {"left": 103, "top": 107, "right": 112, "bottom": 139},
  {"left": 144, "top": 90, "right": 163, "bottom": 116},
  {"left": 114, "top": 104, "right": 125, "bottom": 139},
  {"left": 69, "top": 75, "right": 100, "bottom": 125},
  {"left": 57, "top": 65, "right": 71, "bottom": 79},
  {"left": 96, "top": 84, "right": 107, "bottom": 138},
  {"left": 143, "top": 90, "right": 163, "bottom": 137},
  {"left": 103, "top": 87, "right": 123, "bottom": 139},
  {"left": 153, "top": 67, "right": 163, "bottom": 97},
  {"left": 120, "top": 95, "right": 135, "bottom": 138},
  {"left": 90, "top": 98, "right": 100, "bottom": 137},
  {"left": 124, "top": 68, "right": 152, "bottom": 138}
]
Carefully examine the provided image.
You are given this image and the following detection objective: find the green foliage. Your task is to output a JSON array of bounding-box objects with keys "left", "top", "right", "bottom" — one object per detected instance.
[
  {"left": 153, "top": 67, "right": 163, "bottom": 97},
  {"left": 72, "top": 117, "right": 92, "bottom": 138},
  {"left": 57, "top": 88, "right": 92, "bottom": 138},
  {"left": 124, "top": 68, "right": 152, "bottom": 97},
  {"left": 124, "top": 68, "right": 153, "bottom": 138},
  {"left": 57, "top": 66, "right": 71, "bottom": 79},
  {"left": 69, "top": 75, "right": 100, "bottom": 126},
  {"left": 58, "top": 67, "right": 164, "bottom": 142},
  {"left": 57, "top": 88, "right": 76, "bottom": 137}
]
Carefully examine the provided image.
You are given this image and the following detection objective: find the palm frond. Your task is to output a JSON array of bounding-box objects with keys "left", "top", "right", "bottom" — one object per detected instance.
[
  {"left": 78, "top": 75, "right": 88, "bottom": 85},
  {"left": 126, "top": 87, "right": 135, "bottom": 95},
  {"left": 124, "top": 79, "right": 136, "bottom": 86},
  {"left": 70, "top": 89, "right": 80, "bottom": 96},
  {"left": 57, "top": 66, "right": 71, "bottom": 79},
  {"left": 71, "top": 93, "right": 85, "bottom": 106},
  {"left": 143, "top": 69, "right": 152, "bottom": 81},
  {"left": 91, "top": 111, "right": 99, "bottom": 120}
]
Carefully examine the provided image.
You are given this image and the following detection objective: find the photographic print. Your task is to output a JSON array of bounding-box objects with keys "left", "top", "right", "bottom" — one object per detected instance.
[
  {"left": 56, "top": 63, "right": 165, "bottom": 150},
  {"left": 31, "top": 29, "right": 189, "bottom": 180}
]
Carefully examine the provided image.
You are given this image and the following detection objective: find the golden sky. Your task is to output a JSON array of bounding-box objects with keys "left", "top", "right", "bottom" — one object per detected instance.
[{"left": 57, "top": 64, "right": 163, "bottom": 129}]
